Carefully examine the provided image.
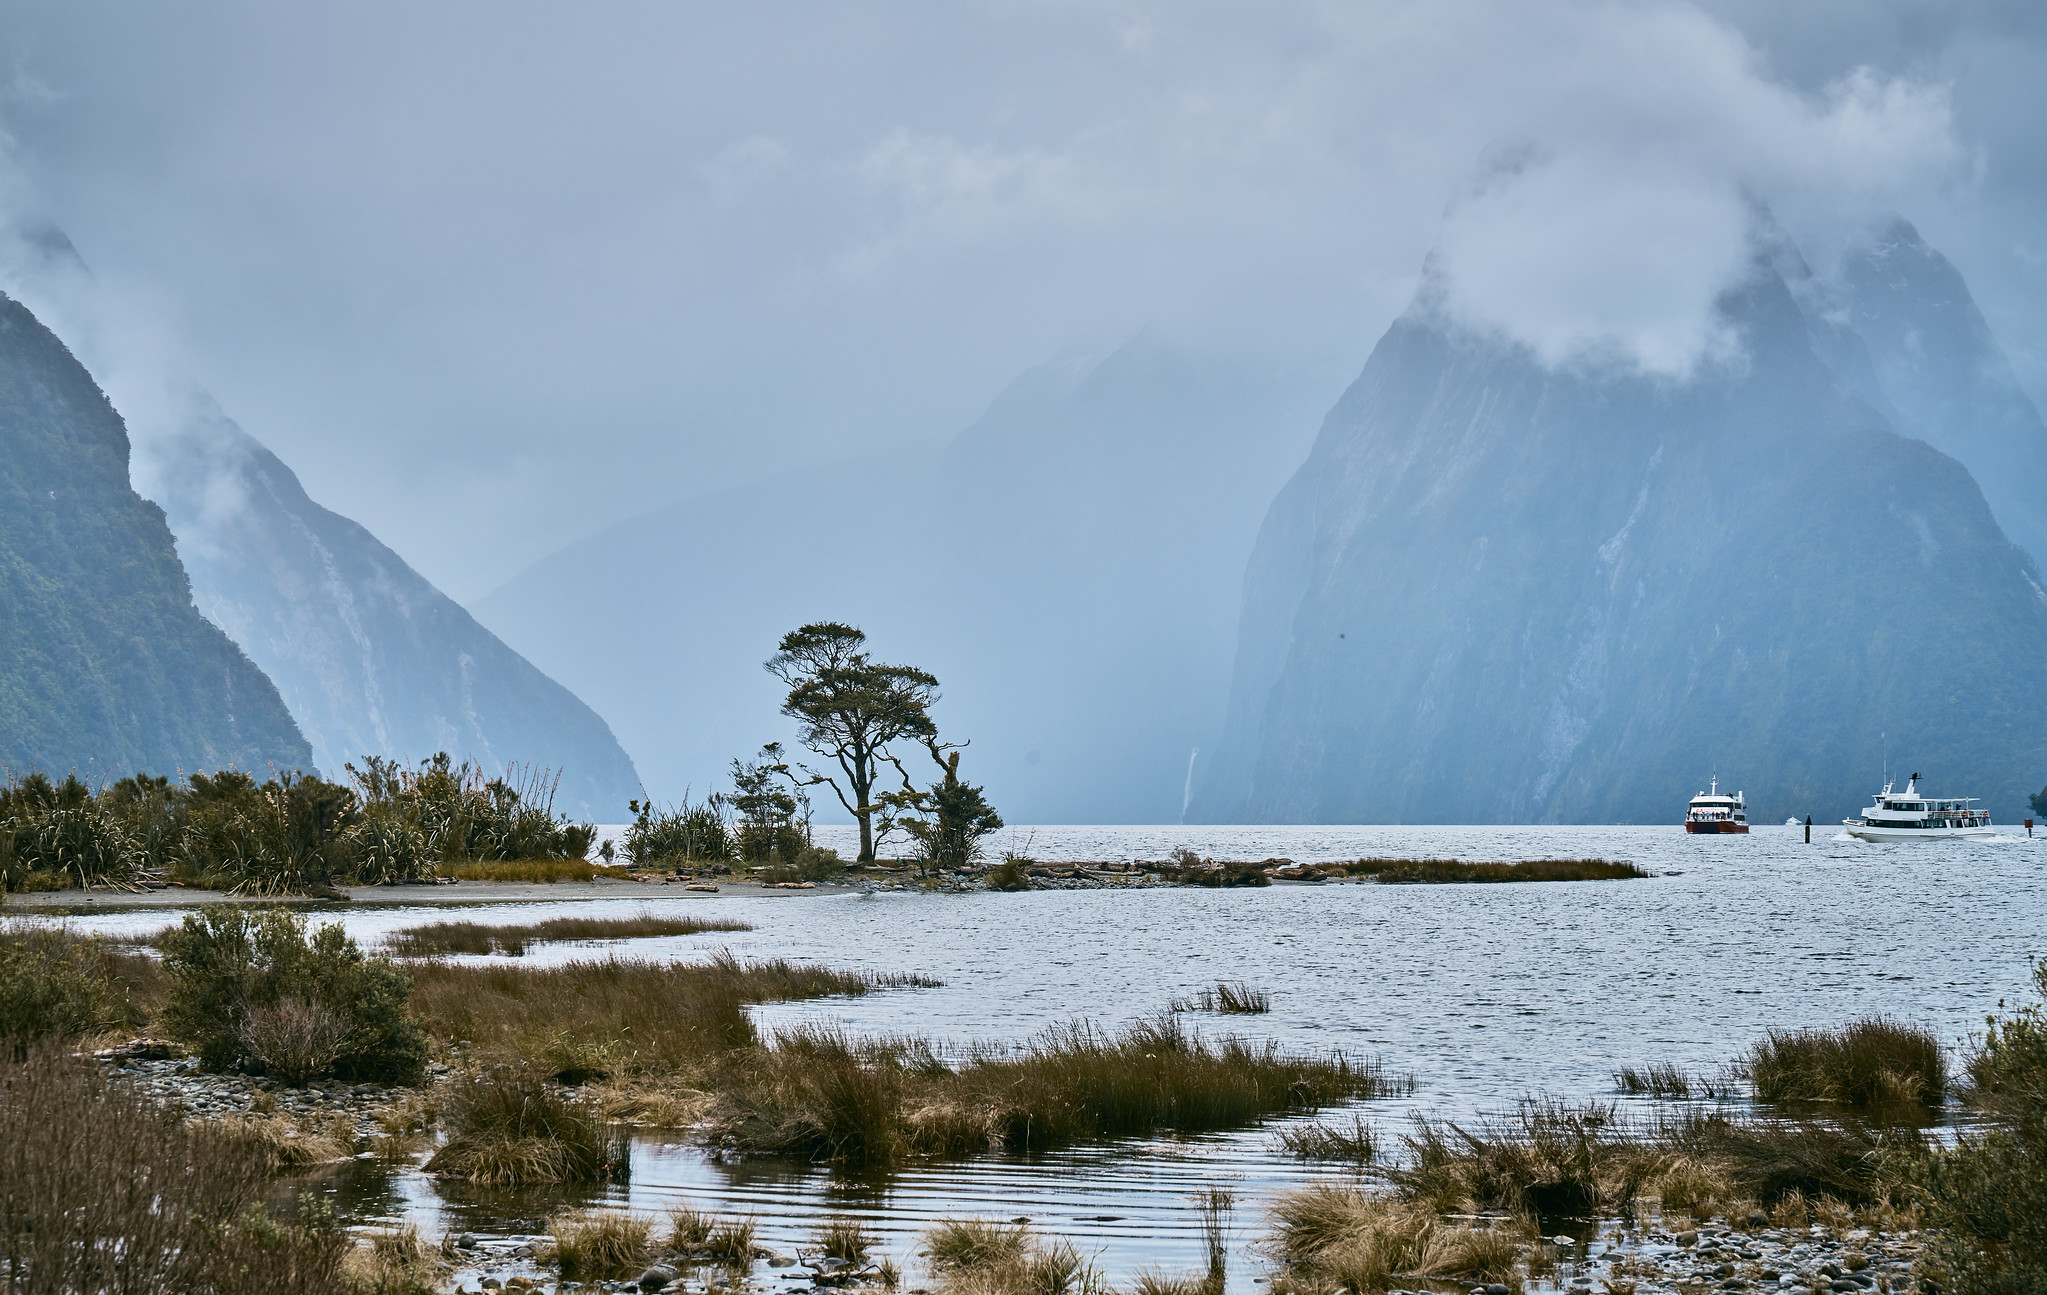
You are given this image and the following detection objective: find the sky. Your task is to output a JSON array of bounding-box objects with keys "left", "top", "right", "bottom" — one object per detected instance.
[{"left": 0, "top": 0, "right": 2042, "bottom": 601}]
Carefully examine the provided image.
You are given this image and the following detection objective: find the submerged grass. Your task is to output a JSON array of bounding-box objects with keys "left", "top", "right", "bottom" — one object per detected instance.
[
  {"left": 1613, "top": 1061, "right": 1695, "bottom": 1098},
  {"left": 1347, "top": 858, "right": 1648, "bottom": 883},
  {"left": 1275, "top": 1114, "right": 1377, "bottom": 1165},
  {"left": 1170, "top": 982, "right": 1271, "bottom": 1014},
  {"left": 712, "top": 1014, "right": 1402, "bottom": 1165},
  {"left": 1747, "top": 1016, "right": 1947, "bottom": 1109},
  {"left": 386, "top": 913, "right": 750, "bottom": 957}
]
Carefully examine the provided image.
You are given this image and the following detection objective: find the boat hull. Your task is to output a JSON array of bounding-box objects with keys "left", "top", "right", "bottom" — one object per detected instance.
[
  {"left": 1843, "top": 824, "right": 1998, "bottom": 842},
  {"left": 1685, "top": 820, "right": 1748, "bottom": 834}
]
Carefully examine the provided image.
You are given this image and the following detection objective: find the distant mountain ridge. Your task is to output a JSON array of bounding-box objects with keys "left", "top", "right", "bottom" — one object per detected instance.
[
  {"left": 1191, "top": 231, "right": 2047, "bottom": 825},
  {"left": 0, "top": 293, "right": 312, "bottom": 780},
  {"left": 473, "top": 338, "right": 1338, "bottom": 819},
  {"left": 143, "top": 406, "right": 644, "bottom": 820}
]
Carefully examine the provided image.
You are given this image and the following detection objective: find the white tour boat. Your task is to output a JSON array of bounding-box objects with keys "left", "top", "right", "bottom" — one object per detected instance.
[
  {"left": 1684, "top": 778, "right": 1748, "bottom": 834},
  {"left": 1842, "top": 774, "right": 1996, "bottom": 841}
]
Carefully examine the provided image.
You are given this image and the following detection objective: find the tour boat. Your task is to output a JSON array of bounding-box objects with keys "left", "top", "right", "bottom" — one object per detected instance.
[
  {"left": 1843, "top": 774, "right": 1996, "bottom": 841},
  {"left": 1684, "top": 778, "right": 1748, "bottom": 834}
]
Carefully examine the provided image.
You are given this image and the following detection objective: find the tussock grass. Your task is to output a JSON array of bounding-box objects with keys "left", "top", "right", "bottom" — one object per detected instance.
[
  {"left": 1275, "top": 1114, "right": 1377, "bottom": 1164},
  {"left": 668, "top": 1205, "right": 717, "bottom": 1254},
  {"left": 705, "top": 1215, "right": 759, "bottom": 1264},
  {"left": 817, "top": 1215, "right": 875, "bottom": 1263},
  {"left": 548, "top": 1210, "right": 656, "bottom": 1281},
  {"left": 923, "top": 1217, "right": 1102, "bottom": 1295},
  {"left": 386, "top": 913, "right": 750, "bottom": 957},
  {"left": 1170, "top": 982, "right": 1271, "bottom": 1014},
  {"left": 713, "top": 1014, "right": 1401, "bottom": 1164},
  {"left": 1747, "top": 1017, "right": 1947, "bottom": 1109},
  {"left": 409, "top": 950, "right": 937, "bottom": 1079},
  {"left": 423, "top": 1067, "right": 627, "bottom": 1184},
  {"left": 1348, "top": 858, "right": 1647, "bottom": 883},
  {"left": 208, "top": 1113, "right": 353, "bottom": 1171},
  {"left": 441, "top": 859, "right": 633, "bottom": 883},
  {"left": 1270, "top": 1185, "right": 1530, "bottom": 1292},
  {"left": 341, "top": 1226, "right": 449, "bottom": 1295}
]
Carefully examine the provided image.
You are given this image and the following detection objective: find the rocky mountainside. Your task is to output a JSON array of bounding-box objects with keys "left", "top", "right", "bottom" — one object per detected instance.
[
  {"left": 1815, "top": 219, "right": 2047, "bottom": 573},
  {"left": 473, "top": 338, "right": 1334, "bottom": 819},
  {"left": 1191, "top": 245, "right": 2047, "bottom": 825},
  {"left": 0, "top": 294, "right": 311, "bottom": 780},
  {"left": 142, "top": 407, "right": 643, "bottom": 821}
]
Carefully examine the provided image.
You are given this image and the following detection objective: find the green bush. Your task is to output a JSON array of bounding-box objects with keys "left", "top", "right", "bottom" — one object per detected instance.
[
  {"left": 1928, "top": 960, "right": 2047, "bottom": 1295},
  {"left": 159, "top": 906, "right": 427, "bottom": 1084},
  {"left": 625, "top": 793, "right": 734, "bottom": 867},
  {"left": 0, "top": 924, "right": 147, "bottom": 1044}
]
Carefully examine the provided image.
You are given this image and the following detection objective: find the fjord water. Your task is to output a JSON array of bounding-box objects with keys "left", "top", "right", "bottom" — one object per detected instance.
[{"left": 65, "top": 825, "right": 2047, "bottom": 1284}]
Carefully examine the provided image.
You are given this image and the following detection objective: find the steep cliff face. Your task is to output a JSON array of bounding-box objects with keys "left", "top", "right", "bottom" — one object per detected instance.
[
  {"left": 1194, "top": 255, "right": 2047, "bottom": 825},
  {"left": 0, "top": 295, "right": 311, "bottom": 779},
  {"left": 143, "top": 407, "right": 642, "bottom": 820},
  {"left": 1818, "top": 219, "right": 2047, "bottom": 574}
]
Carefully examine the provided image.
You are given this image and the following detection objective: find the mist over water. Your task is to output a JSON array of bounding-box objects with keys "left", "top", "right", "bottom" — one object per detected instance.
[{"left": 63, "top": 825, "right": 2047, "bottom": 1284}]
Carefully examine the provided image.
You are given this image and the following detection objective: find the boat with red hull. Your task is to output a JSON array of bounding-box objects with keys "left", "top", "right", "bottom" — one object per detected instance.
[{"left": 1685, "top": 778, "right": 1748, "bottom": 834}]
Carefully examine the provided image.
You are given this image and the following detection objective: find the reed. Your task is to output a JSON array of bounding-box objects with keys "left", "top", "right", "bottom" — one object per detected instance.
[
  {"left": 1349, "top": 857, "right": 1648, "bottom": 883},
  {"left": 385, "top": 913, "right": 751, "bottom": 957},
  {"left": 548, "top": 1210, "right": 656, "bottom": 1281},
  {"left": 1170, "top": 981, "right": 1271, "bottom": 1014},
  {"left": 1747, "top": 1017, "right": 1947, "bottom": 1108}
]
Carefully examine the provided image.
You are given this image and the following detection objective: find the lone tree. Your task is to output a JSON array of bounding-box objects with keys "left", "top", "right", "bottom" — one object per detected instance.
[{"left": 766, "top": 623, "right": 939, "bottom": 863}]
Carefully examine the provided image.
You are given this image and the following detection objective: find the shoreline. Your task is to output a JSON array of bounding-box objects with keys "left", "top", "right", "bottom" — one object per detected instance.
[{"left": 0, "top": 875, "right": 866, "bottom": 911}]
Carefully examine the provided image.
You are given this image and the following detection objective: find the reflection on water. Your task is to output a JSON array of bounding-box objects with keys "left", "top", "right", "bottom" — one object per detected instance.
[{"left": 45, "top": 824, "right": 2047, "bottom": 1288}]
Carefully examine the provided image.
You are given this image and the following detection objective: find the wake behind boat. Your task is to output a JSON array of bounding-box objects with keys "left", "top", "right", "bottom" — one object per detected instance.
[
  {"left": 1843, "top": 773, "right": 1996, "bottom": 841},
  {"left": 1685, "top": 778, "right": 1748, "bottom": 833}
]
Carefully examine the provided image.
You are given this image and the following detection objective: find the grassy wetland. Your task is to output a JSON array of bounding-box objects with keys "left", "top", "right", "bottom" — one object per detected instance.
[{"left": 4, "top": 824, "right": 2045, "bottom": 1295}]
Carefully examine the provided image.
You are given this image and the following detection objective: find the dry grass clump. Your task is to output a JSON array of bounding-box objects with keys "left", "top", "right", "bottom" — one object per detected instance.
[
  {"left": 441, "top": 859, "right": 633, "bottom": 883},
  {"left": 713, "top": 1015, "right": 1399, "bottom": 1164},
  {"left": 1275, "top": 1114, "right": 1377, "bottom": 1164},
  {"left": 207, "top": 1112, "right": 355, "bottom": 1171},
  {"left": 590, "top": 1079, "right": 716, "bottom": 1126},
  {"left": 818, "top": 1215, "right": 876, "bottom": 1263},
  {"left": 1747, "top": 1017, "right": 1947, "bottom": 1109},
  {"left": 410, "top": 950, "right": 936, "bottom": 1080},
  {"left": 705, "top": 1214, "right": 760, "bottom": 1263},
  {"left": 1348, "top": 858, "right": 1647, "bottom": 883},
  {"left": 0, "top": 1045, "right": 353, "bottom": 1292},
  {"left": 1170, "top": 982, "right": 1271, "bottom": 1014},
  {"left": 341, "top": 1225, "right": 450, "bottom": 1295},
  {"left": 923, "top": 1218, "right": 1100, "bottom": 1295},
  {"left": 547, "top": 1210, "right": 656, "bottom": 1280},
  {"left": 423, "top": 1066, "right": 627, "bottom": 1184},
  {"left": 385, "top": 913, "right": 750, "bottom": 957},
  {"left": 1392, "top": 1099, "right": 1641, "bottom": 1216},
  {"left": 1269, "top": 1184, "right": 1530, "bottom": 1293}
]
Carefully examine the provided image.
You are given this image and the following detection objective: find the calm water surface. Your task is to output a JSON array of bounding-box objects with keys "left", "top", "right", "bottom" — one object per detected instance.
[{"left": 55, "top": 824, "right": 2047, "bottom": 1286}]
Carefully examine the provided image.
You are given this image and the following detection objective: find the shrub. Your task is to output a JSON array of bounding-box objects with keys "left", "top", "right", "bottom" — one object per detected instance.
[
  {"left": 342, "top": 808, "right": 433, "bottom": 884},
  {"left": 626, "top": 792, "right": 734, "bottom": 866},
  {"left": 0, "top": 922, "right": 155, "bottom": 1045},
  {"left": 1926, "top": 959, "right": 2047, "bottom": 1295},
  {"left": 159, "top": 905, "right": 427, "bottom": 1083},
  {"left": 1747, "top": 1016, "right": 1947, "bottom": 1108},
  {"left": 984, "top": 856, "right": 1031, "bottom": 891},
  {"left": 425, "top": 1067, "right": 628, "bottom": 1185},
  {"left": 754, "top": 845, "right": 848, "bottom": 884},
  {"left": 0, "top": 1045, "right": 353, "bottom": 1292}
]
